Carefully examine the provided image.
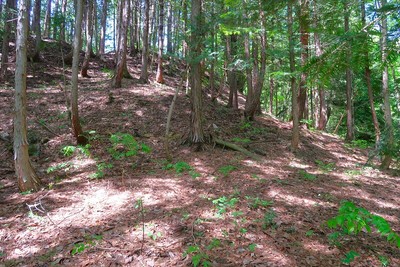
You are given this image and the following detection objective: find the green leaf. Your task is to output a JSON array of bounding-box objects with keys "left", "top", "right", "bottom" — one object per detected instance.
[
  {"left": 341, "top": 250, "right": 359, "bottom": 264},
  {"left": 248, "top": 243, "right": 257, "bottom": 252},
  {"left": 192, "top": 254, "right": 202, "bottom": 267}
]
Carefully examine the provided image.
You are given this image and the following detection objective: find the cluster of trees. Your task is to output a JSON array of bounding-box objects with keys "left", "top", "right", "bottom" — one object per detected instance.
[{"left": 0, "top": 0, "right": 399, "bottom": 191}]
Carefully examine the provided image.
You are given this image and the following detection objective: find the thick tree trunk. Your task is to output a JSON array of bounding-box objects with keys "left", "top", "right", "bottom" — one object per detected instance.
[
  {"left": 112, "top": 0, "right": 130, "bottom": 88},
  {"left": 344, "top": 2, "right": 354, "bottom": 141},
  {"left": 289, "top": 0, "right": 299, "bottom": 150},
  {"left": 71, "top": 0, "right": 87, "bottom": 145},
  {"left": 188, "top": 0, "right": 204, "bottom": 144},
  {"left": 44, "top": 0, "right": 51, "bottom": 38},
  {"left": 156, "top": 0, "right": 164, "bottom": 83},
  {"left": 81, "top": 0, "right": 94, "bottom": 78},
  {"left": 140, "top": 0, "right": 150, "bottom": 83},
  {"left": 14, "top": 0, "right": 41, "bottom": 192},
  {"left": 380, "top": 0, "right": 393, "bottom": 169},
  {"left": 0, "top": 0, "right": 14, "bottom": 80}
]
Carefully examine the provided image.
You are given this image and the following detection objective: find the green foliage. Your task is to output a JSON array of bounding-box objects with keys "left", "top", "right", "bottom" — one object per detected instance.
[
  {"left": 212, "top": 196, "right": 239, "bottom": 215},
  {"left": 61, "top": 144, "right": 91, "bottom": 158},
  {"left": 47, "top": 161, "right": 74, "bottom": 173},
  {"left": 262, "top": 209, "right": 277, "bottom": 229},
  {"left": 184, "top": 245, "right": 212, "bottom": 267},
  {"left": 298, "top": 170, "right": 317, "bottom": 181},
  {"left": 164, "top": 161, "right": 192, "bottom": 173},
  {"left": 315, "top": 160, "right": 335, "bottom": 173},
  {"left": 327, "top": 201, "right": 400, "bottom": 248},
  {"left": 218, "top": 165, "right": 236, "bottom": 177},
  {"left": 245, "top": 196, "right": 273, "bottom": 209},
  {"left": 248, "top": 243, "right": 257, "bottom": 252},
  {"left": 206, "top": 238, "right": 221, "bottom": 250},
  {"left": 108, "top": 133, "right": 150, "bottom": 160},
  {"left": 90, "top": 162, "right": 113, "bottom": 179},
  {"left": 342, "top": 250, "right": 359, "bottom": 264},
  {"left": 345, "top": 139, "right": 371, "bottom": 149},
  {"left": 71, "top": 234, "right": 103, "bottom": 256},
  {"left": 305, "top": 230, "right": 314, "bottom": 237},
  {"left": 231, "top": 137, "right": 251, "bottom": 144}
]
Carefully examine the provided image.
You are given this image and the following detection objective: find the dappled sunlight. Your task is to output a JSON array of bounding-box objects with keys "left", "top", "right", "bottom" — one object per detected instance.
[
  {"left": 268, "top": 188, "right": 336, "bottom": 208},
  {"left": 302, "top": 239, "right": 339, "bottom": 255}
]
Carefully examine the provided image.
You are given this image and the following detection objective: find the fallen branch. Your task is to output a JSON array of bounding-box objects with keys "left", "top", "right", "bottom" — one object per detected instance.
[
  {"left": 214, "top": 138, "right": 262, "bottom": 161},
  {"left": 35, "top": 119, "right": 61, "bottom": 137}
]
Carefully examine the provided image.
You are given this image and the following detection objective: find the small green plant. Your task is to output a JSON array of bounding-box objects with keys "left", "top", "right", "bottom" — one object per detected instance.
[
  {"left": 61, "top": 144, "right": 91, "bottom": 158},
  {"left": 71, "top": 234, "right": 102, "bottom": 256},
  {"left": 327, "top": 201, "right": 400, "bottom": 248},
  {"left": 189, "top": 170, "right": 201, "bottom": 179},
  {"left": 212, "top": 196, "right": 239, "bottom": 215},
  {"left": 135, "top": 198, "right": 146, "bottom": 252},
  {"left": 248, "top": 243, "right": 257, "bottom": 252},
  {"left": 20, "top": 190, "right": 33, "bottom": 195},
  {"left": 345, "top": 169, "right": 362, "bottom": 177},
  {"left": 346, "top": 139, "right": 370, "bottom": 149},
  {"left": 378, "top": 255, "right": 390, "bottom": 267},
  {"left": 206, "top": 238, "right": 221, "bottom": 250},
  {"left": 164, "top": 161, "right": 192, "bottom": 173},
  {"left": 147, "top": 231, "right": 162, "bottom": 241},
  {"left": 108, "top": 132, "right": 151, "bottom": 160},
  {"left": 341, "top": 250, "right": 359, "bottom": 264},
  {"left": 218, "top": 165, "right": 236, "bottom": 177},
  {"left": 184, "top": 245, "right": 212, "bottom": 267},
  {"left": 262, "top": 209, "right": 277, "bottom": 229},
  {"left": 246, "top": 196, "right": 273, "bottom": 209},
  {"left": 299, "top": 170, "right": 317, "bottom": 181},
  {"left": 47, "top": 161, "right": 74, "bottom": 174},
  {"left": 315, "top": 160, "right": 335, "bottom": 172},
  {"left": 90, "top": 162, "right": 113, "bottom": 179},
  {"left": 305, "top": 230, "right": 314, "bottom": 237}
]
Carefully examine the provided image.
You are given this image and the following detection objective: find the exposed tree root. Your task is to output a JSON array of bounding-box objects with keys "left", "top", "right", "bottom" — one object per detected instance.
[{"left": 214, "top": 138, "right": 262, "bottom": 161}]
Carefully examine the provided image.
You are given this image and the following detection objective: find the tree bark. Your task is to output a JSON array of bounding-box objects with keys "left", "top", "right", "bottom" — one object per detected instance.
[
  {"left": 226, "top": 34, "right": 238, "bottom": 109},
  {"left": 31, "top": 0, "right": 42, "bottom": 62},
  {"left": 112, "top": 0, "right": 130, "bottom": 88},
  {"left": 166, "top": 2, "right": 173, "bottom": 54},
  {"left": 289, "top": 0, "right": 299, "bottom": 150},
  {"left": 380, "top": 0, "right": 393, "bottom": 169},
  {"left": 156, "top": 0, "right": 164, "bottom": 83},
  {"left": 344, "top": 1, "right": 354, "bottom": 141},
  {"left": 44, "top": 0, "right": 51, "bottom": 38},
  {"left": 14, "top": 0, "right": 41, "bottom": 192},
  {"left": 71, "top": 0, "right": 87, "bottom": 145},
  {"left": 60, "top": 0, "right": 68, "bottom": 42},
  {"left": 99, "top": 0, "right": 107, "bottom": 56},
  {"left": 81, "top": 0, "right": 94, "bottom": 78},
  {"left": 298, "top": 0, "right": 309, "bottom": 121},
  {"left": 0, "top": 0, "right": 14, "bottom": 80},
  {"left": 188, "top": 0, "right": 204, "bottom": 144},
  {"left": 140, "top": 0, "right": 150, "bottom": 83}
]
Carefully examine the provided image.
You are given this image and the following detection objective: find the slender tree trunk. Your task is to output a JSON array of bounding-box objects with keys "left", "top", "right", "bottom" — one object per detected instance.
[
  {"left": 298, "top": 0, "right": 309, "bottom": 121},
  {"left": 155, "top": 0, "right": 164, "bottom": 83},
  {"left": 112, "top": 0, "right": 130, "bottom": 88},
  {"left": 81, "top": 0, "right": 94, "bottom": 78},
  {"left": 226, "top": 35, "right": 238, "bottom": 109},
  {"left": 380, "top": 0, "right": 393, "bottom": 169},
  {"left": 44, "top": 0, "right": 51, "bottom": 38},
  {"left": 99, "top": 0, "right": 107, "bottom": 56},
  {"left": 14, "top": 0, "right": 41, "bottom": 192},
  {"left": 60, "top": 0, "right": 67, "bottom": 42},
  {"left": 188, "top": 0, "right": 204, "bottom": 144},
  {"left": 344, "top": 1, "right": 354, "bottom": 141},
  {"left": 31, "top": 0, "right": 42, "bottom": 62},
  {"left": 313, "top": 0, "right": 327, "bottom": 130},
  {"left": 71, "top": 0, "right": 88, "bottom": 145},
  {"left": 0, "top": 0, "right": 14, "bottom": 80},
  {"left": 289, "top": 0, "right": 299, "bottom": 150},
  {"left": 129, "top": 0, "right": 138, "bottom": 56},
  {"left": 140, "top": 0, "right": 150, "bottom": 83},
  {"left": 166, "top": 2, "right": 173, "bottom": 54},
  {"left": 53, "top": 0, "right": 60, "bottom": 39}
]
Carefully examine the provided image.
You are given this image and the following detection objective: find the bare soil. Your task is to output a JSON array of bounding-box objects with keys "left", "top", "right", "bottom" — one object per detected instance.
[{"left": 0, "top": 41, "right": 399, "bottom": 267}]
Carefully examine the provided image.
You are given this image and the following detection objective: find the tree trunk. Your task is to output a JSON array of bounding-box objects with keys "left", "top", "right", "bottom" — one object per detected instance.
[
  {"left": 44, "top": 0, "right": 51, "bottom": 38},
  {"left": 188, "top": 0, "right": 204, "bottom": 144},
  {"left": 166, "top": 2, "right": 173, "bottom": 54},
  {"left": 60, "top": 0, "right": 67, "bottom": 42},
  {"left": 298, "top": 0, "right": 309, "bottom": 121},
  {"left": 129, "top": 0, "right": 138, "bottom": 56},
  {"left": 112, "top": 0, "right": 130, "bottom": 88},
  {"left": 140, "top": 0, "right": 150, "bottom": 83},
  {"left": 289, "top": 0, "right": 299, "bottom": 150},
  {"left": 226, "top": 34, "right": 238, "bottom": 109},
  {"left": 380, "top": 0, "right": 393, "bottom": 169},
  {"left": 344, "top": 1, "right": 354, "bottom": 141},
  {"left": 361, "top": 0, "right": 380, "bottom": 146},
  {"left": 81, "top": 0, "right": 94, "bottom": 78},
  {"left": 71, "top": 0, "right": 88, "bottom": 145},
  {"left": 155, "top": 0, "right": 164, "bottom": 83},
  {"left": 0, "top": 0, "right": 14, "bottom": 80},
  {"left": 31, "top": 0, "right": 42, "bottom": 62},
  {"left": 99, "top": 0, "right": 107, "bottom": 56},
  {"left": 14, "top": 0, "right": 41, "bottom": 192}
]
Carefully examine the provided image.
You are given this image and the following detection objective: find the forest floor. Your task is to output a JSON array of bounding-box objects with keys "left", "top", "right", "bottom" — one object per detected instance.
[{"left": 0, "top": 41, "right": 400, "bottom": 267}]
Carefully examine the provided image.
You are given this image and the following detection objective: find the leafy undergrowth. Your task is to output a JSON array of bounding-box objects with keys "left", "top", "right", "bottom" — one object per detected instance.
[{"left": 0, "top": 46, "right": 399, "bottom": 266}]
